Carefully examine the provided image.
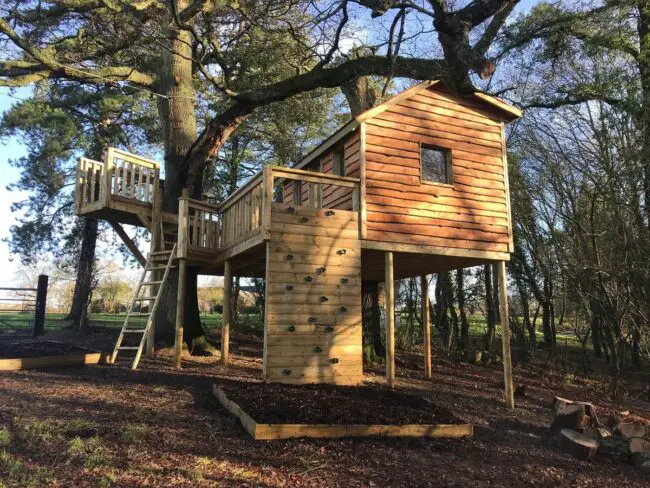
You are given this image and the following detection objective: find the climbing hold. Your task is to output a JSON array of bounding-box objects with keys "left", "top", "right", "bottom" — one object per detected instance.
[
  {"left": 325, "top": 210, "right": 335, "bottom": 216},
  {"left": 286, "top": 254, "right": 294, "bottom": 261},
  {"left": 287, "top": 207, "right": 295, "bottom": 213},
  {"left": 283, "top": 369, "right": 292, "bottom": 376},
  {"left": 337, "top": 249, "right": 346, "bottom": 255},
  {"left": 330, "top": 358, "right": 339, "bottom": 364},
  {"left": 313, "top": 346, "right": 322, "bottom": 353},
  {"left": 340, "top": 277, "right": 348, "bottom": 284},
  {"left": 324, "top": 325, "right": 334, "bottom": 332},
  {"left": 300, "top": 216, "right": 309, "bottom": 223},
  {"left": 286, "top": 284, "right": 294, "bottom": 291},
  {"left": 305, "top": 276, "right": 313, "bottom": 282},
  {"left": 308, "top": 317, "right": 317, "bottom": 323},
  {"left": 339, "top": 306, "right": 348, "bottom": 313},
  {"left": 318, "top": 267, "right": 326, "bottom": 274},
  {"left": 320, "top": 296, "right": 328, "bottom": 302},
  {"left": 287, "top": 325, "right": 296, "bottom": 332}
]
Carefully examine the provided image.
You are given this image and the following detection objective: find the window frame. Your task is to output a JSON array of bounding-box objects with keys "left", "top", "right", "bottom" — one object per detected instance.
[{"left": 419, "top": 143, "right": 453, "bottom": 187}]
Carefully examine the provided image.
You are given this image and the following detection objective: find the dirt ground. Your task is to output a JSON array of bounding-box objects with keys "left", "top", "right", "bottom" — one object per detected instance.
[{"left": 2, "top": 327, "right": 650, "bottom": 487}]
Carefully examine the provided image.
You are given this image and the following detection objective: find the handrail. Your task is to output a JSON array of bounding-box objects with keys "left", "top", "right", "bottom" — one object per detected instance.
[
  {"left": 217, "top": 173, "right": 263, "bottom": 213},
  {"left": 180, "top": 196, "right": 220, "bottom": 214},
  {"left": 272, "top": 167, "right": 360, "bottom": 186}
]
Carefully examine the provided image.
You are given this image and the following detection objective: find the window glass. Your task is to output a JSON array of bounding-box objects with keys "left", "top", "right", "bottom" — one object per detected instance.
[
  {"left": 421, "top": 146, "right": 451, "bottom": 184},
  {"left": 333, "top": 147, "right": 345, "bottom": 176}
]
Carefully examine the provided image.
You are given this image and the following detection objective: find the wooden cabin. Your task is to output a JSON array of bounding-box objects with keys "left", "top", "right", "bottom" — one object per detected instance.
[{"left": 75, "top": 81, "right": 521, "bottom": 403}]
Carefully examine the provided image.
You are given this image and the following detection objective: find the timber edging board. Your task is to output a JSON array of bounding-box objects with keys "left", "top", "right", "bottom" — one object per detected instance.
[
  {"left": 0, "top": 351, "right": 106, "bottom": 371},
  {"left": 212, "top": 385, "right": 473, "bottom": 440}
]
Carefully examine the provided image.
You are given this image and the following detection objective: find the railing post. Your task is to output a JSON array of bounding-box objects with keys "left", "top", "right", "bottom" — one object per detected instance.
[
  {"left": 177, "top": 189, "right": 190, "bottom": 260},
  {"left": 33, "top": 274, "right": 48, "bottom": 336},
  {"left": 262, "top": 167, "right": 273, "bottom": 239},
  {"left": 74, "top": 158, "right": 83, "bottom": 212},
  {"left": 103, "top": 148, "right": 113, "bottom": 206}
]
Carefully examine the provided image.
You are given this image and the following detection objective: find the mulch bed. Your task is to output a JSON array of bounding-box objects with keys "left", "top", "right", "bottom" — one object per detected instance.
[
  {"left": 216, "top": 380, "right": 460, "bottom": 425},
  {"left": 0, "top": 341, "right": 96, "bottom": 359}
]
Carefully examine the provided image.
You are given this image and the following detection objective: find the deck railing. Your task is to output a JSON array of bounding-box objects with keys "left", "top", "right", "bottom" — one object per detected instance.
[
  {"left": 177, "top": 167, "right": 362, "bottom": 259},
  {"left": 75, "top": 148, "right": 160, "bottom": 213}
]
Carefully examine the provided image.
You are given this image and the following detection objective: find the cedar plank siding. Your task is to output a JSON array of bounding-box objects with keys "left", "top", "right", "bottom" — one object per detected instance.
[
  {"left": 363, "top": 87, "right": 511, "bottom": 254},
  {"left": 283, "top": 130, "right": 360, "bottom": 211}
]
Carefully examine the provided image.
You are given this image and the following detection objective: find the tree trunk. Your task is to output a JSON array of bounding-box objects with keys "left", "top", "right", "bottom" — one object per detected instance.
[
  {"left": 457, "top": 268, "right": 470, "bottom": 350},
  {"left": 362, "top": 280, "right": 384, "bottom": 360},
  {"left": 65, "top": 216, "right": 98, "bottom": 331},
  {"left": 341, "top": 76, "right": 379, "bottom": 116},
  {"left": 153, "top": 7, "right": 203, "bottom": 346},
  {"left": 484, "top": 265, "right": 496, "bottom": 350},
  {"left": 589, "top": 300, "right": 603, "bottom": 359}
]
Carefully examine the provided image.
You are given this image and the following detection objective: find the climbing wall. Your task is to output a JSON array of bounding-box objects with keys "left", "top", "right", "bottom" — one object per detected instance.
[{"left": 264, "top": 203, "right": 363, "bottom": 385}]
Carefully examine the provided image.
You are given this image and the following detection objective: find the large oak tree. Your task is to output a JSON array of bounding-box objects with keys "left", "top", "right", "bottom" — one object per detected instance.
[{"left": 1, "top": 0, "right": 521, "bottom": 345}]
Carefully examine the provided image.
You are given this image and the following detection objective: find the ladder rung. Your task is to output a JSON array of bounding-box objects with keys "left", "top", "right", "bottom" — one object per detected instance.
[
  {"left": 141, "top": 281, "right": 163, "bottom": 286},
  {"left": 123, "top": 329, "right": 147, "bottom": 333},
  {"left": 150, "top": 251, "right": 172, "bottom": 256},
  {"left": 128, "top": 312, "right": 151, "bottom": 316},
  {"left": 145, "top": 266, "right": 167, "bottom": 271},
  {"left": 135, "top": 297, "right": 156, "bottom": 301},
  {"left": 118, "top": 346, "right": 140, "bottom": 350}
]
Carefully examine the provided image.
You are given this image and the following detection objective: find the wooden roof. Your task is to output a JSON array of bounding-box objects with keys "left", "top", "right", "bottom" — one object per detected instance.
[{"left": 295, "top": 80, "right": 522, "bottom": 169}]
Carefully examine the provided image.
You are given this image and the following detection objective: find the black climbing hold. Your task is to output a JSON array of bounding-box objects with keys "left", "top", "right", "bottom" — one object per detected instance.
[
  {"left": 340, "top": 277, "right": 348, "bottom": 284},
  {"left": 305, "top": 276, "right": 313, "bottom": 282},
  {"left": 325, "top": 210, "right": 335, "bottom": 216},
  {"left": 313, "top": 346, "right": 322, "bottom": 353},
  {"left": 308, "top": 317, "right": 317, "bottom": 323},
  {"left": 324, "top": 325, "right": 334, "bottom": 332},
  {"left": 330, "top": 358, "right": 339, "bottom": 364},
  {"left": 337, "top": 249, "right": 346, "bottom": 255},
  {"left": 286, "top": 254, "right": 294, "bottom": 261},
  {"left": 318, "top": 267, "right": 326, "bottom": 273},
  {"left": 287, "top": 207, "right": 295, "bottom": 213},
  {"left": 287, "top": 325, "right": 296, "bottom": 332},
  {"left": 283, "top": 369, "right": 291, "bottom": 376},
  {"left": 300, "top": 216, "right": 309, "bottom": 223},
  {"left": 320, "top": 296, "right": 328, "bottom": 302},
  {"left": 286, "top": 284, "right": 294, "bottom": 291},
  {"left": 339, "top": 306, "right": 348, "bottom": 313}
]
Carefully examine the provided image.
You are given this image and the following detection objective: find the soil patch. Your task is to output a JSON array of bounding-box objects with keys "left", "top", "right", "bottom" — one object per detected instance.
[
  {"left": 216, "top": 380, "right": 460, "bottom": 425},
  {"left": 0, "top": 340, "right": 96, "bottom": 359}
]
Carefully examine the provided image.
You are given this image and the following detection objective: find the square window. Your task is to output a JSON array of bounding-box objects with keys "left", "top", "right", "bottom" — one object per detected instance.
[
  {"left": 332, "top": 147, "right": 345, "bottom": 176},
  {"left": 421, "top": 146, "right": 452, "bottom": 184}
]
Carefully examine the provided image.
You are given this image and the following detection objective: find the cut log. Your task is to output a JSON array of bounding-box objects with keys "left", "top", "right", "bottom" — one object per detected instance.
[
  {"left": 550, "top": 404, "right": 586, "bottom": 437},
  {"left": 599, "top": 435, "right": 630, "bottom": 461},
  {"left": 614, "top": 421, "right": 645, "bottom": 440},
  {"left": 558, "top": 429, "right": 598, "bottom": 460},
  {"left": 630, "top": 438, "right": 650, "bottom": 467}
]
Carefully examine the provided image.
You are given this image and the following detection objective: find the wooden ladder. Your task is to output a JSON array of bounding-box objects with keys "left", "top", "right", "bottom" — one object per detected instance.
[{"left": 110, "top": 243, "right": 177, "bottom": 369}]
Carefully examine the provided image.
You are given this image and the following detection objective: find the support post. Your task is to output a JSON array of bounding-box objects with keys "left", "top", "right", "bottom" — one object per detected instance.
[
  {"left": 498, "top": 261, "right": 515, "bottom": 409},
  {"left": 222, "top": 260, "right": 232, "bottom": 365},
  {"left": 174, "top": 257, "right": 187, "bottom": 369},
  {"left": 421, "top": 274, "right": 431, "bottom": 379},
  {"left": 385, "top": 252, "right": 395, "bottom": 388},
  {"left": 33, "top": 274, "right": 48, "bottom": 336}
]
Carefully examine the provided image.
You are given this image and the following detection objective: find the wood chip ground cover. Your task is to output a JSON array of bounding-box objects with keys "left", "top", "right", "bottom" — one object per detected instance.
[{"left": 1, "top": 328, "right": 650, "bottom": 486}]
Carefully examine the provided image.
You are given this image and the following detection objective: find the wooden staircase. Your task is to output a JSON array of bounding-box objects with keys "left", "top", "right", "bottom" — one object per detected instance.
[{"left": 110, "top": 244, "right": 177, "bottom": 369}]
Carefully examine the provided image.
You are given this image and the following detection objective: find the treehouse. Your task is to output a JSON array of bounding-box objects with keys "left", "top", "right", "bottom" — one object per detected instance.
[{"left": 75, "top": 81, "right": 522, "bottom": 399}]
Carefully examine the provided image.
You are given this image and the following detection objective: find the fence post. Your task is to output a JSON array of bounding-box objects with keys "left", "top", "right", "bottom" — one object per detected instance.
[{"left": 33, "top": 274, "right": 48, "bottom": 336}]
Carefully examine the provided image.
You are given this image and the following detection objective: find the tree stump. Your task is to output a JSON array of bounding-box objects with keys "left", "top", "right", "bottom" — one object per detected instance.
[
  {"left": 614, "top": 422, "right": 645, "bottom": 440},
  {"left": 550, "top": 404, "right": 586, "bottom": 438},
  {"left": 558, "top": 429, "right": 598, "bottom": 460},
  {"left": 630, "top": 438, "right": 650, "bottom": 467}
]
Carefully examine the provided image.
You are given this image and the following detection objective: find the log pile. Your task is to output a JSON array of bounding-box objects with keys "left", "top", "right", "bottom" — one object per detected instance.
[{"left": 549, "top": 396, "right": 650, "bottom": 468}]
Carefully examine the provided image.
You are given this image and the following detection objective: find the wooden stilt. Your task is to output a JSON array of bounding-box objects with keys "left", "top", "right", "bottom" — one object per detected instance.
[
  {"left": 421, "top": 274, "right": 431, "bottom": 379},
  {"left": 222, "top": 260, "right": 232, "bottom": 365},
  {"left": 385, "top": 251, "right": 395, "bottom": 388},
  {"left": 498, "top": 261, "right": 515, "bottom": 409},
  {"left": 174, "top": 257, "right": 187, "bottom": 369}
]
